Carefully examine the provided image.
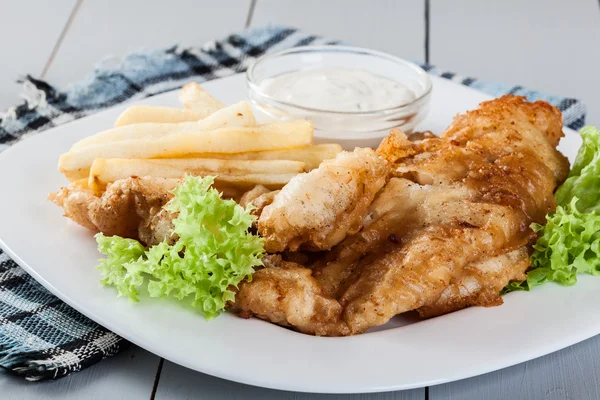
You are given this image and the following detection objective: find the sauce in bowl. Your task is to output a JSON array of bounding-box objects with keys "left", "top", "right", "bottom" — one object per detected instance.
[
  {"left": 246, "top": 45, "right": 432, "bottom": 149},
  {"left": 259, "top": 68, "right": 416, "bottom": 113}
]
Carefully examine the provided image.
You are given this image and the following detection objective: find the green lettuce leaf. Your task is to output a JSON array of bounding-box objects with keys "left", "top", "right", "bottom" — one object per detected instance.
[
  {"left": 555, "top": 126, "right": 600, "bottom": 213},
  {"left": 504, "top": 126, "right": 600, "bottom": 293},
  {"left": 527, "top": 197, "right": 600, "bottom": 288},
  {"left": 96, "top": 176, "right": 264, "bottom": 319}
]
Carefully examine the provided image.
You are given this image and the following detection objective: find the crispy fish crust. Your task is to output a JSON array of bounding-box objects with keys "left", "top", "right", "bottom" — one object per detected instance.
[
  {"left": 258, "top": 148, "right": 389, "bottom": 252},
  {"left": 49, "top": 177, "right": 249, "bottom": 244},
  {"left": 232, "top": 95, "right": 570, "bottom": 335},
  {"left": 49, "top": 177, "right": 176, "bottom": 242},
  {"left": 231, "top": 255, "right": 351, "bottom": 336}
]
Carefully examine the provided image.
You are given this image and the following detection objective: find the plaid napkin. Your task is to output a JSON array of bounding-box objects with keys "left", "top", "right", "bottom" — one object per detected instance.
[{"left": 0, "top": 25, "right": 587, "bottom": 381}]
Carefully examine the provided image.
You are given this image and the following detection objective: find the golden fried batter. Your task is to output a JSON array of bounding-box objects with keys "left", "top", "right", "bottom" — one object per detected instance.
[
  {"left": 258, "top": 148, "right": 389, "bottom": 252},
  {"left": 50, "top": 178, "right": 255, "bottom": 244},
  {"left": 232, "top": 95, "right": 570, "bottom": 335},
  {"left": 417, "top": 247, "right": 530, "bottom": 318},
  {"left": 49, "top": 177, "right": 176, "bottom": 241},
  {"left": 231, "top": 255, "right": 350, "bottom": 336}
]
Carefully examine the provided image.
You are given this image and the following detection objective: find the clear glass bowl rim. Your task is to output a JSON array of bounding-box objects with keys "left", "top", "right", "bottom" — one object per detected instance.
[{"left": 246, "top": 45, "right": 433, "bottom": 116}]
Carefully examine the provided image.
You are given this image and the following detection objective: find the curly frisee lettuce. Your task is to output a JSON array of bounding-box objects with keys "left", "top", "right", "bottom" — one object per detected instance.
[
  {"left": 504, "top": 126, "right": 600, "bottom": 293},
  {"left": 96, "top": 176, "right": 264, "bottom": 319}
]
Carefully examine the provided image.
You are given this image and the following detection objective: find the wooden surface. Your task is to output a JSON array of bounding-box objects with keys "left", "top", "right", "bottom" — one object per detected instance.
[
  {"left": 1, "top": 1, "right": 600, "bottom": 399},
  {"left": 0, "top": 0, "right": 76, "bottom": 111},
  {"left": 251, "top": 0, "right": 425, "bottom": 61},
  {"left": 429, "top": 0, "right": 600, "bottom": 126},
  {"left": 0, "top": 345, "right": 160, "bottom": 400},
  {"left": 429, "top": 336, "right": 600, "bottom": 400},
  {"left": 44, "top": 0, "right": 251, "bottom": 87},
  {"left": 154, "top": 361, "right": 424, "bottom": 400}
]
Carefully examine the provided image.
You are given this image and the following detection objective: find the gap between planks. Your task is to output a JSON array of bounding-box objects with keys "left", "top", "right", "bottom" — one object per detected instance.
[{"left": 40, "top": 0, "right": 82, "bottom": 78}]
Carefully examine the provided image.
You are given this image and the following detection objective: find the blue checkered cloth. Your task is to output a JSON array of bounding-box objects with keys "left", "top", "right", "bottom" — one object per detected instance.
[{"left": 0, "top": 25, "right": 587, "bottom": 381}]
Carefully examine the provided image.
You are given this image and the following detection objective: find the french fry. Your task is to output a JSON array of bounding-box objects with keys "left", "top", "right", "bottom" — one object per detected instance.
[
  {"left": 114, "top": 106, "right": 214, "bottom": 127},
  {"left": 59, "top": 120, "right": 314, "bottom": 180},
  {"left": 185, "top": 144, "right": 343, "bottom": 170},
  {"left": 89, "top": 158, "right": 305, "bottom": 191},
  {"left": 72, "top": 102, "right": 256, "bottom": 150},
  {"left": 179, "top": 82, "right": 226, "bottom": 112}
]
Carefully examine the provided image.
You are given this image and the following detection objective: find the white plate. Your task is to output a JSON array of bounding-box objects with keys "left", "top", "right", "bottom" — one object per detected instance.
[{"left": 0, "top": 73, "right": 594, "bottom": 394}]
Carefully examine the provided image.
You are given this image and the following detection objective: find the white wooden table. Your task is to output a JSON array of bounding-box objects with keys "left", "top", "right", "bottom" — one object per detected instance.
[{"left": 1, "top": 1, "right": 599, "bottom": 399}]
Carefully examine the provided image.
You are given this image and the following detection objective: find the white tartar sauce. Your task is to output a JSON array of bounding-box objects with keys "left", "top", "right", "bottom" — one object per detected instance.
[{"left": 259, "top": 68, "right": 415, "bottom": 112}]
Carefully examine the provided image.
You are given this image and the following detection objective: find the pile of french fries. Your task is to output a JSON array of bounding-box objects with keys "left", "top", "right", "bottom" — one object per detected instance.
[{"left": 58, "top": 83, "right": 342, "bottom": 192}]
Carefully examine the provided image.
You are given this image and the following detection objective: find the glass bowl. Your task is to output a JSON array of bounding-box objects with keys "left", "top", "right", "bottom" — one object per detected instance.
[{"left": 246, "top": 45, "right": 432, "bottom": 149}]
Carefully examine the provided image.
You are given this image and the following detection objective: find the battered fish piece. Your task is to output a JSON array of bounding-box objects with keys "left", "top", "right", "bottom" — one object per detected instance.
[
  {"left": 314, "top": 179, "right": 480, "bottom": 299},
  {"left": 417, "top": 247, "right": 529, "bottom": 318},
  {"left": 335, "top": 96, "right": 568, "bottom": 332},
  {"left": 49, "top": 177, "right": 176, "bottom": 241},
  {"left": 239, "top": 185, "right": 278, "bottom": 219},
  {"left": 258, "top": 148, "right": 389, "bottom": 252},
  {"left": 50, "top": 177, "right": 258, "bottom": 244},
  {"left": 231, "top": 255, "right": 350, "bottom": 336}
]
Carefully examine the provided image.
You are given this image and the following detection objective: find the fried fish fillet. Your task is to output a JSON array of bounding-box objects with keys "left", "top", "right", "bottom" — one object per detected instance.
[
  {"left": 417, "top": 247, "right": 530, "bottom": 318},
  {"left": 231, "top": 255, "right": 350, "bottom": 336},
  {"left": 232, "top": 95, "right": 570, "bottom": 335},
  {"left": 336, "top": 96, "right": 568, "bottom": 332},
  {"left": 50, "top": 177, "right": 259, "bottom": 245},
  {"left": 258, "top": 148, "right": 389, "bottom": 252},
  {"left": 326, "top": 179, "right": 529, "bottom": 333},
  {"left": 49, "top": 177, "right": 176, "bottom": 242}
]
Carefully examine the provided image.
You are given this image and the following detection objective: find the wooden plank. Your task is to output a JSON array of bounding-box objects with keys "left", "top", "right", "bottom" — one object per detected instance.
[
  {"left": 0, "top": 345, "right": 161, "bottom": 400},
  {"left": 0, "top": 0, "right": 76, "bottom": 111},
  {"left": 155, "top": 360, "right": 425, "bottom": 399},
  {"left": 430, "top": 0, "right": 600, "bottom": 126},
  {"left": 251, "top": 0, "right": 425, "bottom": 62},
  {"left": 45, "top": 0, "right": 251, "bottom": 88},
  {"left": 430, "top": 334, "right": 600, "bottom": 400}
]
